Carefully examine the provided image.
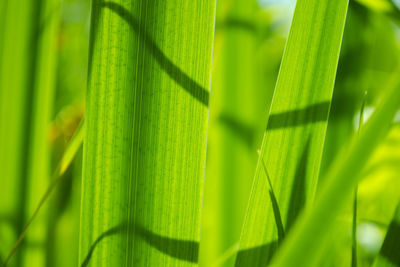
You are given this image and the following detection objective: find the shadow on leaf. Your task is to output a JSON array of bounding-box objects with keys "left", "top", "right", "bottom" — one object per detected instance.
[
  {"left": 267, "top": 102, "right": 330, "bottom": 130},
  {"left": 235, "top": 241, "right": 278, "bottom": 267},
  {"left": 218, "top": 113, "right": 256, "bottom": 147},
  {"left": 286, "top": 138, "right": 310, "bottom": 231},
  {"left": 94, "top": 1, "right": 210, "bottom": 107},
  {"left": 80, "top": 221, "right": 199, "bottom": 266}
]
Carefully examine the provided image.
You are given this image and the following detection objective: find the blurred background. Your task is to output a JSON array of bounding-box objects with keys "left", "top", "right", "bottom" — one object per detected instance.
[{"left": 1, "top": 0, "right": 400, "bottom": 266}]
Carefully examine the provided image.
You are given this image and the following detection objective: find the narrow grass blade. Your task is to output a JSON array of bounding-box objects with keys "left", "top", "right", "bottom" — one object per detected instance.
[
  {"left": 352, "top": 93, "right": 367, "bottom": 267},
  {"left": 2, "top": 121, "right": 84, "bottom": 267},
  {"left": 235, "top": 0, "right": 349, "bottom": 265},
  {"left": 78, "top": 0, "right": 216, "bottom": 266},
  {"left": 271, "top": 67, "right": 400, "bottom": 267}
]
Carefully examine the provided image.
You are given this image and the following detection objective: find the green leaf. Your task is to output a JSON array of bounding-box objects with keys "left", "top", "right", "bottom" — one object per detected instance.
[
  {"left": 0, "top": 4, "right": 42, "bottom": 264},
  {"left": 199, "top": 0, "right": 272, "bottom": 266},
  {"left": 271, "top": 67, "right": 400, "bottom": 267},
  {"left": 78, "top": 0, "right": 215, "bottom": 266},
  {"left": 0, "top": 0, "right": 60, "bottom": 265},
  {"left": 2, "top": 120, "right": 84, "bottom": 267},
  {"left": 374, "top": 201, "right": 400, "bottom": 267},
  {"left": 235, "top": 0, "right": 349, "bottom": 265}
]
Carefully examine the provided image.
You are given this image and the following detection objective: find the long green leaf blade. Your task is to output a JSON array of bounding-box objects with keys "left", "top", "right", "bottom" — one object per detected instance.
[
  {"left": 271, "top": 68, "right": 400, "bottom": 267},
  {"left": 235, "top": 0, "right": 349, "bottom": 265},
  {"left": 78, "top": 0, "right": 216, "bottom": 266}
]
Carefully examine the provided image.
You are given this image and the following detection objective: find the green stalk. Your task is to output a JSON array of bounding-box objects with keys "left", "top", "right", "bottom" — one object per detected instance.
[
  {"left": 24, "top": 0, "right": 60, "bottom": 265},
  {"left": 235, "top": 0, "right": 349, "bottom": 265},
  {"left": 0, "top": 3, "right": 39, "bottom": 263},
  {"left": 0, "top": 0, "right": 60, "bottom": 265},
  {"left": 200, "top": 0, "right": 270, "bottom": 266},
  {"left": 78, "top": 0, "right": 216, "bottom": 266}
]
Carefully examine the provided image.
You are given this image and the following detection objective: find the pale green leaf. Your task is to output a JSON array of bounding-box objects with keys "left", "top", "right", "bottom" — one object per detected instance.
[
  {"left": 271, "top": 68, "right": 400, "bottom": 267},
  {"left": 235, "top": 0, "right": 349, "bottom": 266},
  {"left": 78, "top": 1, "right": 216, "bottom": 266}
]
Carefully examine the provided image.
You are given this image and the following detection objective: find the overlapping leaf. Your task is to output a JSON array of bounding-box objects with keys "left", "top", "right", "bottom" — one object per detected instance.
[{"left": 235, "top": 0, "right": 349, "bottom": 265}]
